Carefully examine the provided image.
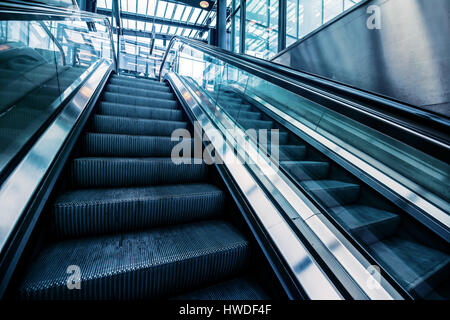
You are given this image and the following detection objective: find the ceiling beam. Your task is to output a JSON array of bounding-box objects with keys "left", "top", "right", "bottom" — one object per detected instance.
[
  {"left": 114, "top": 28, "right": 208, "bottom": 43},
  {"left": 161, "top": 0, "right": 215, "bottom": 11},
  {"left": 113, "top": 27, "right": 173, "bottom": 41},
  {"left": 97, "top": 8, "right": 211, "bottom": 31}
]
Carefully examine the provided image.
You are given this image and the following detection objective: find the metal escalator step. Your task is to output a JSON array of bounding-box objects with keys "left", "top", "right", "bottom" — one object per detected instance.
[
  {"left": 260, "top": 144, "right": 307, "bottom": 161},
  {"left": 239, "top": 119, "right": 274, "bottom": 130},
  {"left": 221, "top": 103, "right": 253, "bottom": 112},
  {"left": 109, "top": 77, "right": 171, "bottom": 91},
  {"left": 111, "top": 75, "right": 167, "bottom": 86},
  {"left": 302, "top": 180, "right": 360, "bottom": 207},
  {"left": 51, "top": 183, "right": 225, "bottom": 238},
  {"left": 70, "top": 157, "right": 208, "bottom": 188},
  {"left": 102, "top": 92, "right": 178, "bottom": 109},
  {"left": 82, "top": 133, "right": 193, "bottom": 157},
  {"left": 105, "top": 84, "right": 175, "bottom": 100},
  {"left": 92, "top": 114, "right": 187, "bottom": 136},
  {"left": 226, "top": 109, "right": 262, "bottom": 120},
  {"left": 98, "top": 102, "right": 183, "bottom": 121},
  {"left": 282, "top": 161, "right": 330, "bottom": 181},
  {"left": 20, "top": 220, "right": 249, "bottom": 299},
  {"left": 329, "top": 205, "right": 400, "bottom": 245},
  {"left": 369, "top": 238, "right": 450, "bottom": 297},
  {"left": 218, "top": 96, "right": 243, "bottom": 103}
]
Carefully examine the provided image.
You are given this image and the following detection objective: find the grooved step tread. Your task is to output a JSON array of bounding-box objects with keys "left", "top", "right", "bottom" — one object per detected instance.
[
  {"left": 369, "top": 238, "right": 450, "bottom": 297},
  {"left": 98, "top": 102, "right": 183, "bottom": 121},
  {"left": 52, "top": 183, "right": 225, "bottom": 237},
  {"left": 83, "top": 133, "right": 193, "bottom": 157},
  {"left": 92, "top": 114, "right": 187, "bottom": 136},
  {"left": 20, "top": 220, "right": 249, "bottom": 299},
  {"left": 70, "top": 157, "right": 208, "bottom": 187}
]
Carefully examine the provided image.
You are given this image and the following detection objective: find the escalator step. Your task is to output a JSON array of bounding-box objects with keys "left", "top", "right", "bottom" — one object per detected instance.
[
  {"left": 218, "top": 96, "right": 243, "bottom": 104},
  {"left": 221, "top": 103, "right": 253, "bottom": 112},
  {"left": 20, "top": 220, "right": 249, "bottom": 299},
  {"left": 70, "top": 157, "right": 208, "bottom": 188},
  {"left": 268, "top": 130, "right": 289, "bottom": 145},
  {"left": 240, "top": 119, "right": 274, "bottom": 130},
  {"left": 227, "top": 109, "right": 262, "bottom": 120},
  {"left": 302, "top": 180, "right": 360, "bottom": 207},
  {"left": 172, "top": 278, "right": 270, "bottom": 300},
  {"left": 109, "top": 78, "right": 171, "bottom": 91},
  {"left": 260, "top": 144, "right": 307, "bottom": 161},
  {"left": 83, "top": 133, "right": 193, "bottom": 157},
  {"left": 92, "top": 115, "right": 187, "bottom": 136},
  {"left": 102, "top": 92, "right": 178, "bottom": 109},
  {"left": 369, "top": 238, "right": 450, "bottom": 297},
  {"left": 98, "top": 102, "right": 183, "bottom": 121},
  {"left": 329, "top": 205, "right": 400, "bottom": 245},
  {"left": 275, "top": 145, "right": 307, "bottom": 161},
  {"left": 111, "top": 74, "right": 164, "bottom": 85},
  {"left": 282, "top": 161, "right": 330, "bottom": 181},
  {"left": 105, "top": 84, "right": 175, "bottom": 100},
  {"left": 51, "top": 183, "right": 225, "bottom": 238}
]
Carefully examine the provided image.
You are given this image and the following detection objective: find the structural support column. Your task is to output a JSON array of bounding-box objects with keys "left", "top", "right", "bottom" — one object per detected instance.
[
  {"left": 112, "top": 0, "right": 121, "bottom": 71},
  {"left": 217, "top": 0, "right": 227, "bottom": 49},
  {"left": 77, "top": 0, "right": 97, "bottom": 12},
  {"left": 278, "top": 0, "right": 287, "bottom": 52},
  {"left": 239, "top": 0, "right": 246, "bottom": 53}
]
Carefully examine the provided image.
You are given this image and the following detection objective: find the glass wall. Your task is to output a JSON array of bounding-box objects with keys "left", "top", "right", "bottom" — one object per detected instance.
[
  {"left": 245, "top": 0, "right": 279, "bottom": 59},
  {"left": 234, "top": 0, "right": 362, "bottom": 58},
  {"left": 233, "top": 0, "right": 241, "bottom": 53}
]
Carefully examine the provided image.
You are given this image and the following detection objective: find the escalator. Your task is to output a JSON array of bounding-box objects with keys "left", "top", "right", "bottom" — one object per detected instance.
[
  {"left": 1, "top": 2, "right": 449, "bottom": 301},
  {"left": 15, "top": 74, "right": 275, "bottom": 300},
  {"left": 205, "top": 86, "right": 449, "bottom": 299}
]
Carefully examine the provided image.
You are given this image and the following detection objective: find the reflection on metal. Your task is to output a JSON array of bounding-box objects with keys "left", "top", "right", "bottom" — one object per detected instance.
[
  {"left": 167, "top": 72, "right": 344, "bottom": 300},
  {"left": 237, "top": 86, "right": 450, "bottom": 241},
  {"left": 0, "top": 60, "right": 111, "bottom": 263},
  {"left": 272, "top": 0, "right": 450, "bottom": 118}
]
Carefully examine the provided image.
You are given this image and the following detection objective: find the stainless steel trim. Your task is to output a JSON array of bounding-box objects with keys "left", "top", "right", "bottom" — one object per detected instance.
[
  {"left": 0, "top": 60, "right": 112, "bottom": 255},
  {"left": 167, "top": 72, "right": 344, "bottom": 300},
  {"left": 234, "top": 85, "right": 450, "bottom": 241}
]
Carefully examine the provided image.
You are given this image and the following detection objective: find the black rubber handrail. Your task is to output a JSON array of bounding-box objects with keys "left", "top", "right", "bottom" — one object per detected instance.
[{"left": 159, "top": 37, "right": 450, "bottom": 161}]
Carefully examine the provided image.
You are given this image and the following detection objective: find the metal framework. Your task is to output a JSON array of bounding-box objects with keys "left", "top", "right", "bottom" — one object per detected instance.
[{"left": 97, "top": 8, "right": 210, "bottom": 31}]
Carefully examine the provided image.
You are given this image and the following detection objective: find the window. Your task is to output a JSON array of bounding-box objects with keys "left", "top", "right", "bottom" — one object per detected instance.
[
  {"left": 284, "top": 0, "right": 361, "bottom": 46},
  {"left": 245, "top": 0, "right": 279, "bottom": 59}
]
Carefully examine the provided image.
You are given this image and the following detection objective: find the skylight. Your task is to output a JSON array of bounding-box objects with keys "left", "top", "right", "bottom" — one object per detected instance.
[{"left": 96, "top": 0, "right": 221, "bottom": 46}]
